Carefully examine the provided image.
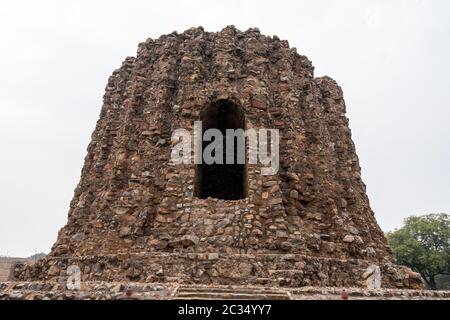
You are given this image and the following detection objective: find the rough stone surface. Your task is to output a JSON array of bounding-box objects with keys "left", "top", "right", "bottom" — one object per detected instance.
[
  {"left": 1, "top": 281, "right": 448, "bottom": 300},
  {"left": 0, "top": 258, "right": 35, "bottom": 282},
  {"left": 13, "top": 26, "right": 423, "bottom": 290}
]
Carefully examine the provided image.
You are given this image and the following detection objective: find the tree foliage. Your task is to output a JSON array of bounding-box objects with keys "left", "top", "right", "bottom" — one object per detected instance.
[
  {"left": 386, "top": 213, "right": 450, "bottom": 290},
  {"left": 29, "top": 252, "right": 47, "bottom": 260}
]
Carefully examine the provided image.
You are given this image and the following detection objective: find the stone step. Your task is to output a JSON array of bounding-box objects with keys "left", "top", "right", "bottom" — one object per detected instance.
[
  {"left": 178, "top": 285, "right": 288, "bottom": 296},
  {"left": 176, "top": 291, "right": 290, "bottom": 300}
]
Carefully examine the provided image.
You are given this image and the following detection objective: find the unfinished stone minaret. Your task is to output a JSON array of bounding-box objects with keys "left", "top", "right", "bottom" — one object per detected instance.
[{"left": 15, "top": 26, "right": 422, "bottom": 289}]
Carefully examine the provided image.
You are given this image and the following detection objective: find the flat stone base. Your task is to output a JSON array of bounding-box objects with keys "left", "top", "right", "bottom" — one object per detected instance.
[{"left": 1, "top": 281, "right": 449, "bottom": 300}]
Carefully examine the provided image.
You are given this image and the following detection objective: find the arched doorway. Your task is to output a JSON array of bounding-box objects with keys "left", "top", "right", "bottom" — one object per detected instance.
[{"left": 195, "top": 99, "right": 247, "bottom": 200}]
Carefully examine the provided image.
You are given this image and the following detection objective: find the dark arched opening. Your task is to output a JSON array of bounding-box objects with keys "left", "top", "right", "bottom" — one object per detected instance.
[{"left": 195, "top": 99, "right": 247, "bottom": 200}]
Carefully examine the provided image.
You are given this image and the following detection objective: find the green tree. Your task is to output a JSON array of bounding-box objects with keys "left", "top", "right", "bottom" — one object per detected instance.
[
  {"left": 386, "top": 213, "right": 450, "bottom": 290},
  {"left": 29, "top": 252, "right": 47, "bottom": 260},
  {"left": 435, "top": 274, "right": 450, "bottom": 290}
]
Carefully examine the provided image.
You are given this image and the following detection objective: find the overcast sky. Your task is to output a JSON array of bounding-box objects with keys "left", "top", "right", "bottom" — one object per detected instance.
[{"left": 1, "top": 0, "right": 449, "bottom": 257}]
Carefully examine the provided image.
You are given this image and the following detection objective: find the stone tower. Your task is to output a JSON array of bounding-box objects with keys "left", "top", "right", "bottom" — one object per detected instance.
[{"left": 15, "top": 26, "right": 422, "bottom": 289}]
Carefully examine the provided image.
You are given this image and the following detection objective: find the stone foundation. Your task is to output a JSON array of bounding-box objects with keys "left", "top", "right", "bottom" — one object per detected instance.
[
  {"left": 1, "top": 281, "right": 447, "bottom": 300},
  {"left": 14, "top": 253, "right": 422, "bottom": 289}
]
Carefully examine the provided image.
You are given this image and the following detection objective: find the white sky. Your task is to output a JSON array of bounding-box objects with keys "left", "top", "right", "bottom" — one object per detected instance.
[{"left": 0, "top": 0, "right": 449, "bottom": 257}]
